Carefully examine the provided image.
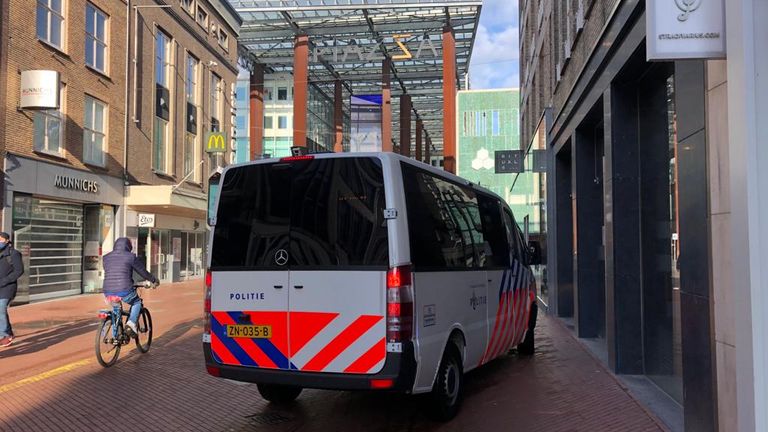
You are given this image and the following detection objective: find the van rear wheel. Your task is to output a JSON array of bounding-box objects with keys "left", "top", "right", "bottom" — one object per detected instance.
[
  {"left": 427, "top": 345, "right": 464, "bottom": 421},
  {"left": 257, "top": 383, "right": 302, "bottom": 404},
  {"left": 517, "top": 302, "right": 538, "bottom": 356}
]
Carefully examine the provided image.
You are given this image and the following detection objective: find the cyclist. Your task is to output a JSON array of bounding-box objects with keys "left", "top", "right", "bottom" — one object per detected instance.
[{"left": 102, "top": 238, "right": 159, "bottom": 336}]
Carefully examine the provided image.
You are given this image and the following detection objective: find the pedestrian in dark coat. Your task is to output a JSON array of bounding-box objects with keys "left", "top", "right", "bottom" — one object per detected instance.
[{"left": 0, "top": 232, "right": 24, "bottom": 347}]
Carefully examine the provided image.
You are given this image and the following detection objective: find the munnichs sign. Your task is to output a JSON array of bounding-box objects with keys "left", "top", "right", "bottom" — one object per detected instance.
[
  {"left": 20, "top": 70, "right": 61, "bottom": 109},
  {"left": 54, "top": 175, "right": 100, "bottom": 194}
]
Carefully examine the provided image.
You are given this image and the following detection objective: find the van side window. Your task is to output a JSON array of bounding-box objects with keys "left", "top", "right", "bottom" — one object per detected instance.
[
  {"left": 402, "top": 164, "right": 482, "bottom": 270},
  {"left": 477, "top": 194, "right": 511, "bottom": 268},
  {"left": 503, "top": 208, "right": 523, "bottom": 262}
]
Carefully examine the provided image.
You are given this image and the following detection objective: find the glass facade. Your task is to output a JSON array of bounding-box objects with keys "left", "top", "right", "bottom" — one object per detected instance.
[{"left": 131, "top": 227, "right": 206, "bottom": 283}]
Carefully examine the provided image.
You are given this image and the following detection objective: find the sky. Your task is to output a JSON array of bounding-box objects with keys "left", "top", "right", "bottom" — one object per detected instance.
[{"left": 469, "top": 0, "right": 520, "bottom": 89}]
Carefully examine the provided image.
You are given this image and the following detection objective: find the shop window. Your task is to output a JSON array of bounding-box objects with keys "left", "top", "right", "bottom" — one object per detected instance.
[
  {"left": 84, "top": 96, "right": 107, "bottom": 166},
  {"left": 37, "top": 0, "right": 65, "bottom": 50}
]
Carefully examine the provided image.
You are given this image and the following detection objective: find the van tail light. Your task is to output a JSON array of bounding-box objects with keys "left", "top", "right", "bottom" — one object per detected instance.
[
  {"left": 386, "top": 265, "right": 413, "bottom": 344},
  {"left": 206, "top": 366, "right": 221, "bottom": 377},
  {"left": 204, "top": 270, "right": 212, "bottom": 336}
]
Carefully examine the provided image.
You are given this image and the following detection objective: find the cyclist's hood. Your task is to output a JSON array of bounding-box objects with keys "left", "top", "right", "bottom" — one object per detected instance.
[{"left": 114, "top": 237, "right": 133, "bottom": 252}]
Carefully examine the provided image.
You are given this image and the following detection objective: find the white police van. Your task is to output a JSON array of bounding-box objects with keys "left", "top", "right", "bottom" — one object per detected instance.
[{"left": 203, "top": 153, "right": 539, "bottom": 420}]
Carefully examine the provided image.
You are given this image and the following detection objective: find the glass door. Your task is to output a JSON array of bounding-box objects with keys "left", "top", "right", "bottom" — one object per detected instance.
[{"left": 150, "top": 229, "right": 173, "bottom": 284}]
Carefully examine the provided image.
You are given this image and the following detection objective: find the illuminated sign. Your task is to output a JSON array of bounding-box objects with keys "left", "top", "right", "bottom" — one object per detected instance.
[{"left": 205, "top": 132, "right": 227, "bottom": 153}]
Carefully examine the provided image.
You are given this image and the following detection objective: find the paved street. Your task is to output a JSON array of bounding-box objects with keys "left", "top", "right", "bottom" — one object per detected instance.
[{"left": 0, "top": 281, "right": 666, "bottom": 432}]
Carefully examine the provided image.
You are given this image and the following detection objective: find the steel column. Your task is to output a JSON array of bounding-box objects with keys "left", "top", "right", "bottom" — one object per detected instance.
[
  {"left": 293, "top": 34, "right": 309, "bottom": 148},
  {"left": 400, "top": 95, "right": 412, "bottom": 157},
  {"left": 382, "top": 58, "right": 393, "bottom": 152},
  {"left": 442, "top": 25, "right": 457, "bottom": 173},
  {"left": 416, "top": 119, "right": 423, "bottom": 162},
  {"left": 249, "top": 64, "right": 265, "bottom": 160},
  {"left": 334, "top": 80, "right": 344, "bottom": 153}
]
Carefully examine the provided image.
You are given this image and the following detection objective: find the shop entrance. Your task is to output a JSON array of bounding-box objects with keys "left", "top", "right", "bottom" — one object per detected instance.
[{"left": 136, "top": 228, "right": 206, "bottom": 283}]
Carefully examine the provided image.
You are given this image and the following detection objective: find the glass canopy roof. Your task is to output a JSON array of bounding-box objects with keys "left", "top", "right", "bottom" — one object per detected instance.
[{"left": 232, "top": 0, "right": 483, "bottom": 153}]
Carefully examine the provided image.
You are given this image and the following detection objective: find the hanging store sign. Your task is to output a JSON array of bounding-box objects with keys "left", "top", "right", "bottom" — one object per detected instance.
[
  {"left": 646, "top": 0, "right": 726, "bottom": 60},
  {"left": 312, "top": 35, "right": 438, "bottom": 63},
  {"left": 20, "top": 70, "right": 60, "bottom": 109},
  {"left": 205, "top": 132, "right": 227, "bottom": 153}
]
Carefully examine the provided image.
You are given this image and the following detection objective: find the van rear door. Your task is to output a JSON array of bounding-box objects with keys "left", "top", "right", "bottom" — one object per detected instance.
[{"left": 210, "top": 157, "right": 389, "bottom": 374}]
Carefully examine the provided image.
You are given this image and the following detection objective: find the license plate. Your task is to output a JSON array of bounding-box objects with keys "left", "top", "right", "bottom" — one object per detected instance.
[{"left": 226, "top": 325, "right": 272, "bottom": 339}]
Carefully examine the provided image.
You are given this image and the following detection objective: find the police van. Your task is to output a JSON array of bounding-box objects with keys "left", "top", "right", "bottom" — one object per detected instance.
[{"left": 203, "top": 153, "right": 540, "bottom": 420}]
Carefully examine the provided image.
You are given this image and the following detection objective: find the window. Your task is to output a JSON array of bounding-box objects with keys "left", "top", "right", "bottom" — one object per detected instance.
[
  {"left": 83, "top": 96, "right": 106, "bottom": 166},
  {"left": 196, "top": 5, "right": 208, "bottom": 29},
  {"left": 211, "top": 158, "right": 388, "bottom": 269},
  {"left": 181, "top": 0, "right": 194, "bottom": 14},
  {"left": 503, "top": 208, "right": 524, "bottom": 262},
  {"left": 477, "top": 195, "right": 510, "bottom": 267},
  {"left": 185, "top": 54, "right": 200, "bottom": 181},
  {"left": 277, "top": 87, "right": 288, "bottom": 101},
  {"left": 36, "top": 0, "right": 65, "bottom": 49},
  {"left": 265, "top": 87, "right": 274, "bottom": 101},
  {"left": 217, "top": 29, "right": 229, "bottom": 51},
  {"left": 475, "top": 111, "right": 486, "bottom": 136},
  {"left": 277, "top": 116, "right": 288, "bottom": 129},
  {"left": 492, "top": 110, "right": 501, "bottom": 136},
  {"left": 33, "top": 86, "right": 65, "bottom": 155},
  {"left": 401, "top": 164, "right": 484, "bottom": 270},
  {"left": 264, "top": 116, "right": 273, "bottom": 129},
  {"left": 210, "top": 73, "right": 222, "bottom": 131},
  {"left": 155, "top": 30, "right": 172, "bottom": 88},
  {"left": 85, "top": 3, "right": 108, "bottom": 73},
  {"left": 154, "top": 30, "right": 173, "bottom": 173}
]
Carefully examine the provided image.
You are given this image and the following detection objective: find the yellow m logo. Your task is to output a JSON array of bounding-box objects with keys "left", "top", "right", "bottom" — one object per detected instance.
[{"left": 205, "top": 132, "right": 226, "bottom": 153}]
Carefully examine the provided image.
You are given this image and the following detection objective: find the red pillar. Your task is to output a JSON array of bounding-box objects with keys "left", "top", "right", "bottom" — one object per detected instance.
[
  {"left": 293, "top": 35, "right": 309, "bottom": 148},
  {"left": 399, "top": 95, "right": 411, "bottom": 157},
  {"left": 415, "top": 119, "right": 423, "bottom": 162},
  {"left": 442, "top": 26, "right": 457, "bottom": 173},
  {"left": 249, "top": 64, "right": 264, "bottom": 160},
  {"left": 334, "top": 80, "right": 344, "bottom": 153},
  {"left": 381, "top": 58, "right": 392, "bottom": 152}
]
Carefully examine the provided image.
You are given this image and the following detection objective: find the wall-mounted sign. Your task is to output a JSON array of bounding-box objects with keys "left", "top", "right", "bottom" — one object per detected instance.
[
  {"left": 646, "top": 0, "right": 726, "bottom": 60},
  {"left": 138, "top": 213, "right": 156, "bottom": 228},
  {"left": 20, "top": 70, "right": 60, "bottom": 109},
  {"left": 205, "top": 132, "right": 227, "bottom": 153},
  {"left": 54, "top": 175, "right": 100, "bottom": 193}
]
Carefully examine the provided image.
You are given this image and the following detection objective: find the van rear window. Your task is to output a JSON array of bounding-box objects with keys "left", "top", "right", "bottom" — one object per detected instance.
[{"left": 211, "top": 158, "right": 389, "bottom": 270}]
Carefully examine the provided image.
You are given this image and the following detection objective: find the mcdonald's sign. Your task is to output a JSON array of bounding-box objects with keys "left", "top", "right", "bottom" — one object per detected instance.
[{"left": 205, "top": 132, "right": 227, "bottom": 153}]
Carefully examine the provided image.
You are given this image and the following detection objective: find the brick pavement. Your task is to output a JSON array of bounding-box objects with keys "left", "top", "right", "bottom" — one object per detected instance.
[{"left": 0, "top": 282, "right": 666, "bottom": 432}]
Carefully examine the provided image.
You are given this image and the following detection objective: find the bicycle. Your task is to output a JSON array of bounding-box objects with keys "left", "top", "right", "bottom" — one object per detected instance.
[{"left": 95, "top": 281, "right": 158, "bottom": 367}]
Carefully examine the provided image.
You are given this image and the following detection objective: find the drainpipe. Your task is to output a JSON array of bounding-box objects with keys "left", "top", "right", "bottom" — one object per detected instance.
[{"left": 122, "top": 0, "right": 131, "bottom": 237}]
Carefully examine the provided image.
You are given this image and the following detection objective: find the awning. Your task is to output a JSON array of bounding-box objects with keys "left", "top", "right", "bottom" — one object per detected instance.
[{"left": 125, "top": 185, "right": 207, "bottom": 219}]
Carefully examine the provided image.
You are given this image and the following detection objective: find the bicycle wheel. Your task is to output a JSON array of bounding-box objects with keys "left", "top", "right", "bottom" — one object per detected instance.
[
  {"left": 135, "top": 308, "right": 153, "bottom": 353},
  {"left": 95, "top": 318, "right": 121, "bottom": 367}
]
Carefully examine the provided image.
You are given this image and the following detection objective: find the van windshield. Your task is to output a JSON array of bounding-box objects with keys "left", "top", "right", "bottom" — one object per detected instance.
[{"left": 211, "top": 157, "right": 389, "bottom": 270}]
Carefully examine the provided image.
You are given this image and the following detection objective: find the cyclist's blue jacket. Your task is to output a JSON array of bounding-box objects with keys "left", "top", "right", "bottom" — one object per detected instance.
[{"left": 102, "top": 237, "right": 159, "bottom": 295}]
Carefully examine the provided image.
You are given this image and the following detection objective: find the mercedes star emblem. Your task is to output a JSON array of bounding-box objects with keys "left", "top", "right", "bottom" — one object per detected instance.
[{"left": 274, "top": 249, "right": 289, "bottom": 266}]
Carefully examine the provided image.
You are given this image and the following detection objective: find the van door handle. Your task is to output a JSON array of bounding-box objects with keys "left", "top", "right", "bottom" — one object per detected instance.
[
  {"left": 273, "top": 285, "right": 283, "bottom": 289},
  {"left": 294, "top": 285, "right": 304, "bottom": 289}
]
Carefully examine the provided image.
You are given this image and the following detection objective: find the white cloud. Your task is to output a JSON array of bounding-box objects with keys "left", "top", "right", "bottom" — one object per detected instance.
[
  {"left": 469, "top": 23, "right": 519, "bottom": 89},
  {"left": 479, "top": 0, "right": 519, "bottom": 31}
]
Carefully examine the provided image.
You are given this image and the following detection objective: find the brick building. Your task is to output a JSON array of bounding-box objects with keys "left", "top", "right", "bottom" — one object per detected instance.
[
  {"left": 520, "top": 0, "right": 718, "bottom": 431},
  {"left": 122, "top": 0, "right": 240, "bottom": 286},
  {"left": 0, "top": 0, "right": 240, "bottom": 302}
]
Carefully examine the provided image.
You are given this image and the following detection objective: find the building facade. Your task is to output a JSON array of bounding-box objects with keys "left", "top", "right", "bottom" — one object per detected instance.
[
  {"left": 0, "top": 0, "right": 240, "bottom": 302},
  {"left": 521, "top": 0, "right": 707, "bottom": 430},
  {"left": 123, "top": 0, "right": 240, "bottom": 285},
  {"left": 1, "top": 0, "right": 129, "bottom": 302}
]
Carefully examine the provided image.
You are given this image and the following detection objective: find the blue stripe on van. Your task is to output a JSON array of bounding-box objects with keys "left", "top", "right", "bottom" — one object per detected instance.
[{"left": 212, "top": 316, "right": 259, "bottom": 367}]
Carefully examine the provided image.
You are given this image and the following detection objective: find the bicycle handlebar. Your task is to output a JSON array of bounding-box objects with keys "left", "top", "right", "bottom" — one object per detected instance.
[{"left": 133, "top": 281, "right": 159, "bottom": 289}]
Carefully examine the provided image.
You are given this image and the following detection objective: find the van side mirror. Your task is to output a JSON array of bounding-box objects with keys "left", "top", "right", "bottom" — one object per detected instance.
[{"left": 527, "top": 240, "right": 543, "bottom": 266}]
